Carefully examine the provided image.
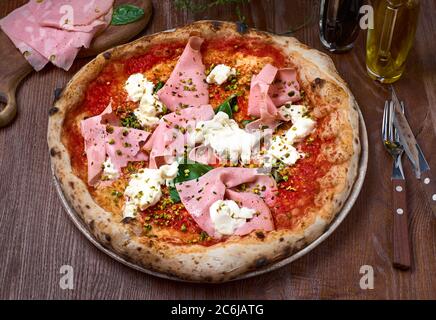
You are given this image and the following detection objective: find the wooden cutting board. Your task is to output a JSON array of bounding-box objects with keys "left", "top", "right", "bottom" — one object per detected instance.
[{"left": 0, "top": 0, "right": 152, "bottom": 128}]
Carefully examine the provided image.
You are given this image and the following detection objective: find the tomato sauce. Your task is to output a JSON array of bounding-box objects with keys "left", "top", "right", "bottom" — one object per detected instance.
[
  {"left": 272, "top": 137, "right": 329, "bottom": 229},
  {"left": 202, "top": 37, "right": 287, "bottom": 68},
  {"left": 123, "top": 42, "right": 185, "bottom": 75}
]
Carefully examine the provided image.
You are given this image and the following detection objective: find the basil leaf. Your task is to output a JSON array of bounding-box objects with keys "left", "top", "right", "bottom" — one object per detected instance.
[
  {"left": 241, "top": 119, "right": 254, "bottom": 127},
  {"left": 215, "top": 94, "right": 238, "bottom": 118},
  {"left": 174, "top": 163, "right": 214, "bottom": 184},
  {"left": 169, "top": 187, "right": 181, "bottom": 203},
  {"left": 153, "top": 81, "right": 165, "bottom": 94},
  {"left": 169, "top": 162, "right": 214, "bottom": 203},
  {"left": 111, "top": 4, "right": 144, "bottom": 26},
  {"left": 215, "top": 102, "right": 232, "bottom": 118}
]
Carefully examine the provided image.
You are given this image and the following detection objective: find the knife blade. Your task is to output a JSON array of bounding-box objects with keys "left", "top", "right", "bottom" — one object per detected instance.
[
  {"left": 394, "top": 93, "right": 436, "bottom": 218},
  {"left": 400, "top": 101, "right": 431, "bottom": 175},
  {"left": 391, "top": 86, "right": 421, "bottom": 178}
]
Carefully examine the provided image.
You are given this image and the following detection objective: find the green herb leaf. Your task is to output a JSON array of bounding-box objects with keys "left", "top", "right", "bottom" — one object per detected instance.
[
  {"left": 215, "top": 94, "right": 238, "bottom": 118},
  {"left": 169, "top": 187, "right": 181, "bottom": 203},
  {"left": 169, "top": 162, "right": 214, "bottom": 203},
  {"left": 111, "top": 4, "right": 144, "bottom": 26},
  {"left": 241, "top": 119, "right": 254, "bottom": 127},
  {"left": 153, "top": 81, "right": 165, "bottom": 94}
]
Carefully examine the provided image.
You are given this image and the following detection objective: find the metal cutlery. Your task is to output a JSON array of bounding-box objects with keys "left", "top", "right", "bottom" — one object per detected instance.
[
  {"left": 391, "top": 86, "right": 436, "bottom": 217},
  {"left": 382, "top": 100, "right": 411, "bottom": 270}
]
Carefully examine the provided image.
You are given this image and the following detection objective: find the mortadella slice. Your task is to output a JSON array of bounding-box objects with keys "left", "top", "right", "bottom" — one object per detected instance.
[
  {"left": 157, "top": 37, "right": 209, "bottom": 111},
  {"left": 4, "top": 35, "right": 48, "bottom": 71},
  {"left": 144, "top": 105, "right": 215, "bottom": 168},
  {"left": 176, "top": 167, "right": 277, "bottom": 239},
  {"left": 0, "top": 0, "right": 113, "bottom": 71},
  {"left": 246, "top": 64, "right": 301, "bottom": 131},
  {"left": 33, "top": 0, "right": 114, "bottom": 29},
  {"left": 0, "top": 2, "right": 90, "bottom": 70},
  {"left": 105, "top": 126, "right": 149, "bottom": 171},
  {"left": 80, "top": 105, "right": 149, "bottom": 186}
]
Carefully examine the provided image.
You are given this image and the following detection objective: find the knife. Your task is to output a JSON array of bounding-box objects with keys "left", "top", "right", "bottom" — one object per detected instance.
[{"left": 391, "top": 86, "right": 436, "bottom": 217}]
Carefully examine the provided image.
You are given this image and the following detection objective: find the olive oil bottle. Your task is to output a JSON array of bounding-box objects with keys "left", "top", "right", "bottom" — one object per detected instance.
[{"left": 366, "top": 0, "right": 420, "bottom": 83}]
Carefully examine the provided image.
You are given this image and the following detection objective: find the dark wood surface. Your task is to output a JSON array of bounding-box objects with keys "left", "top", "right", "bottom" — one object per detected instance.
[{"left": 0, "top": 0, "right": 435, "bottom": 300}]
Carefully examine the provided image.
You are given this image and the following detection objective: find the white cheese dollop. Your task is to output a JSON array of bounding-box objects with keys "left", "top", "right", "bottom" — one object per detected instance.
[
  {"left": 267, "top": 105, "right": 316, "bottom": 166},
  {"left": 134, "top": 93, "right": 165, "bottom": 128},
  {"left": 124, "top": 73, "right": 151, "bottom": 102},
  {"left": 192, "top": 112, "right": 258, "bottom": 164},
  {"left": 123, "top": 162, "right": 179, "bottom": 218},
  {"left": 267, "top": 136, "right": 302, "bottom": 166},
  {"left": 159, "top": 161, "right": 179, "bottom": 186},
  {"left": 206, "top": 64, "right": 237, "bottom": 85},
  {"left": 124, "top": 73, "right": 165, "bottom": 128},
  {"left": 102, "top": 158, "right": 119, "bottom": 180},
  {"left": 209, "top": 200, "right": 257, "bottom": 236}
]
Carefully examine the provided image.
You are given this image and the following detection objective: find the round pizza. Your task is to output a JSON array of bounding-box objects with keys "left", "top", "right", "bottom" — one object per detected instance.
[{"left": 48, "top": 21, "right": 361, "bottom": 282}]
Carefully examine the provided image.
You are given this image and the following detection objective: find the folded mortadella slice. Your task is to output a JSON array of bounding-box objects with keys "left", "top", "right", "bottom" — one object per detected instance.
[
  {"left": 105, "top": 126, "right": 149, "bottom": 171},
  {"left": 80, "top": 105, "right": 149, "bottom": 186},
  {"left": 246, "top": 64, "right": 301, "bottom": 130},
  {"left": 157, "top": 36, "right": 209, "bottom": 111},
  {"left": 4, "top": 35, "right": 48, "bottom": 71},
  {"left": 176, "top": 167, "right": 277, "bottom": 239},
  {"left": 32, "top": 0, "right": 114, "bottom": 29},
  {"left": 144, "top": 105, "right": 215, "bottom": 168},
  {"left": 0, "top": 2, "right": 88, "bottom": 70},
  {"left": 0, "top": 1, "right": 113, "bottom": 71}
]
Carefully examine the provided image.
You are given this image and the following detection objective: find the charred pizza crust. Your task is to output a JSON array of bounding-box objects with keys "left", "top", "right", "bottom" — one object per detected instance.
[{"left": 48, "top": 21, "right": 361, "bottom": 282}]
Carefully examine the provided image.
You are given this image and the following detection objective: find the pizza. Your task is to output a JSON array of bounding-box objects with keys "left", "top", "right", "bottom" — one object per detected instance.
[{"left": 48, "top": 21, "right": 361, "bottom": 282}]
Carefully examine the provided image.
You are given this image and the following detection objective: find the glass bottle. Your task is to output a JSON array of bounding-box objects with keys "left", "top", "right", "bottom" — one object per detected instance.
[
  {"left": 319, "top": 0, "right": 364, "bottom": 52},
  {"left": 366, "top": 0, "right": 420, "bottom": 83}
]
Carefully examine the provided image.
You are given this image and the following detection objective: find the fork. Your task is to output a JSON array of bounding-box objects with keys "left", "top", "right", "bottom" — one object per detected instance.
[{"left": 382, "top": 100, "right": 411, "bottom": 270}]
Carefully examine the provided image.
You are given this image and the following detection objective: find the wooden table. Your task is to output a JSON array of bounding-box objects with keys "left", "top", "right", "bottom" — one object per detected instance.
[{"left": 1, "top": 0, "right": 435, "bottom": 300}]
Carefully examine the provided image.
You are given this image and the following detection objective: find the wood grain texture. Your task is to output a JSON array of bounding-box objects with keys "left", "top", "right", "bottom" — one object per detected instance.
[{"left": 0, "top": 0, "right": 435, "bottom": 300}]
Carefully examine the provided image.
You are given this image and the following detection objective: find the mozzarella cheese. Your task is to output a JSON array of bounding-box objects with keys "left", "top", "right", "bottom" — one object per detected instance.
[
  {"left": 285, "top": 116, "right": 316, "bottom": 142},
  {"left": 267, "top": 136, "right": 302, "bottom": 165},
  {"left": 192, "top": 112, "right": 258, "bottom": 164},
  {"left": 159, "top": 161, "right": 179, "bottom": 186},
  {"left": 278, "top": 104, "right": 306, "bottom": 121},
  {"left": 123, "top": 162, "right": 179, "bottom": 218},
  {"left": 102, "top": 158, "right": 119, "bottom": 180},
  {"left": 134, "top": 93, "right": 165, "bottom": 128},
  {"left": 267, "top": 105, "right": 316, "bottom": 166},
  {"left": 124, "top": 73, "right": 151, "bottom": 102},
  {"left": 124, "top": 73, "right": 165, "bottom": 128},
  {"left": 209, "top": 200, "right": 257, "bottom": 236},
  {"left": 206, "top": 64, "right": 237, "bottom": 85}
]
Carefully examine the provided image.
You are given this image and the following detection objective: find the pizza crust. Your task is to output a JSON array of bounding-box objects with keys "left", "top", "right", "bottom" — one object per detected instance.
[{"left": 48, "top": 21, "right": 361, "bottom": 282}]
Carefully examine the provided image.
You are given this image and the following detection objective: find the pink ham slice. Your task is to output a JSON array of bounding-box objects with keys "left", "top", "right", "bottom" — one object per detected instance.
[
  {"left": 144, "top": 105, "right": 215, "bottom": 168},
  {"left": 32, "top": 0, "right": 113, "bottom": 33},
  {"left": 246, "top": 64, "right": 301, "bottom": 131},
  {"left": 176, "top": 167, "right": 277, "bottom": 239},
  {"left": 33, "top": 0, "right": 114, "bottom": 29},
  {"left": 157, "top": 37, "right": 209, "bottom": 111},
  {"left": 0, "top": 1, "right": 112, "bottom": 71},
  {"left": 4, "top": 35, "right": 48, "bottom": 71},
  {"left": 81, "top": 105, "right": 149, "bottom": 186},
  {"left": 188, "top": 145, "right": 220, "bottom": 166},
  {"left": 105, "top": 126, "right": 149, "bottom": 171}
]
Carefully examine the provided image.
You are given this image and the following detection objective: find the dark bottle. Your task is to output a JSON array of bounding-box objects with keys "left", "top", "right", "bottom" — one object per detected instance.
[{"left": 319, "top": 0, "right": 364, "bottom": 52}]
